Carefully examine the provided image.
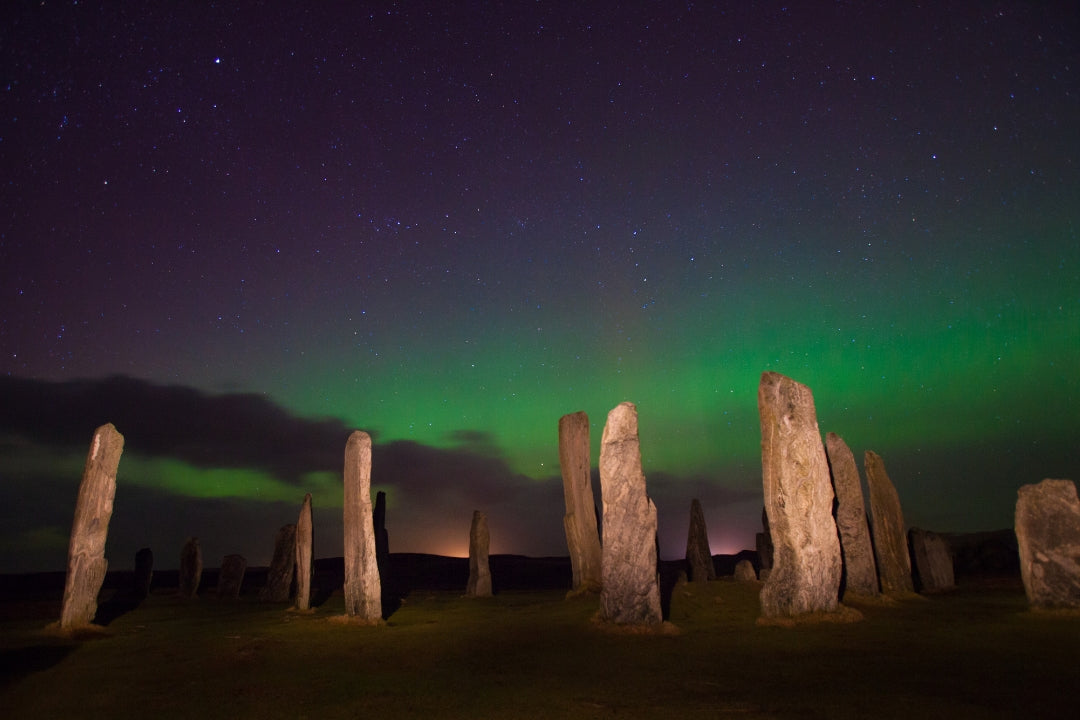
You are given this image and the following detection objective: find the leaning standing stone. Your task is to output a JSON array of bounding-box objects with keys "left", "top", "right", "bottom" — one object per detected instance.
[
  {"left": 865, "top": 450, "right": 914, "bottom": 595},
  {"left": 59, "top": 423, "right": 124, "bottom": 630},
  {"left": 343, "top": 430, "right": 382, "bottom": 621},
  {"left": 295, "top": 493, "right": 314, "bottom": 611},
  {"left": 908, "top": 528, "right": 955, "bottom": 593},
  {"left": 1015, "top": 479, "right": 1080, "bottom": 609},
  {"left": 685, "top": 498, "right": 716, "bottom": 582},
  {"left": 178, "top": 537, "right": 202, "bottom": 599},
  {"left": 466, "top": 510, "right": 493, "bottom": 598},
  {"left": 825, "top": 433, "right": 879, "bottom": 597},
  {"left": 259, "top": 524, "right": 297, "bottom": 602},
  {"left": 598, "top": 402, "right": 662, "bottom": 626},
  {"left": 757, "top": 372, "right": 842, "bottom": 618},
  {"left": 217, "top": 554, "right": 247, "bottom": 600},
  {"left": 559, "top": 411, "right": 603, "bottom": 593}
]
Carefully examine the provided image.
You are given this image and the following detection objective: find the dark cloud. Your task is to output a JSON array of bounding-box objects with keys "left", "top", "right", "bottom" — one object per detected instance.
[{"left": 0, "top": 375, "right": 352, "bottom": 483}]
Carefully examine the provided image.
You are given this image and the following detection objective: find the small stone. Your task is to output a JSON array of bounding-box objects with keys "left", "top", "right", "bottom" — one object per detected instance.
[
  {"left": 908, "top": 528, "right": 955, "bottom": 593},
  {"left": 734, "top": 559, "right": 758, "bottom": 582},
  {"left": 217, "top": 554, "right": 247, "bottom": 600}
]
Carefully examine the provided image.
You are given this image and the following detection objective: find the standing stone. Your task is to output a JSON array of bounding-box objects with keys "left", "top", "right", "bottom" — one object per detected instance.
[
  {"left": 178, "top": 537, "right": 202, "bottom": 599},
  {"left": 466, "top": 510, "right": 493, "bottom": 597},
  {"left": 60, "top": 423, "right": 124, "bottom": 630},
  {"left": 598, "top": 402, "right": 662, "bottom": 626},
  {"left": 133, "top": 547, "right": 154, "bottom": 600},
  {"left": 295, "top": 493, "right": 314, "bottom": 611},
  {"left": 259, "top": 523, "right": 297, "bottom": 602},
  {"left": 373, "top": 490, "right": 390, "bottom": 570},
  {"left": 825, "top": 433, "right": 879, "bottom": 597},
  {"left": 908, "top": 528, "right": 955, "bottom": 593},
  {"left": 558, "top": 411, "right": 603, "bottom": 593},
  {"left": 685, "top": 498, "right": 716, "bottom": 582},
  {"left": 217, "top": 554, "right": 247, "bottom": 600},
  {"left": 865, "top": 450, "right": 915, "bottom": 595},
  {"left": 343, "top": 430, "right": 382, "bottom": 621},
  {"left": 757, "top": 372, "right": 842, "bottom": 618},
  {"left": 1015, "top": 479, "right": 1080, "bottom": 608},
  {"left": 734, "top": 559, "right": 758, "bottom": 582}
]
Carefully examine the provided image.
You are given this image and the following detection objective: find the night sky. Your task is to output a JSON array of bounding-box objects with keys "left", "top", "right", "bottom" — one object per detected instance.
[{"left": 2, "top": 2, "right": 1077, "bottom": 573}]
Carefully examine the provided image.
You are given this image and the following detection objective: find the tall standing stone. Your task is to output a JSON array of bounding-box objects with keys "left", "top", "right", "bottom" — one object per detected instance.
[
  {"left": 466, "top": 510, "right": 493, "bottom": 597},
  {"left": 908, "top": 528, "right": 955, "bottom": 593},
  {"left": 178, "top": 537, "right": 202, "bottom": 599},
  {"left": 598, "top": 402, "right": 662, "bottom": 626},
  {"left": 217, "top": 554, "right": 247, "bottom": 600},
  {"left": 756, "top": 506, "right": 774, "bottom": 578},
  {"left": 558, "top": 411, "right": 603, "bottom": 593},
  {"left": 685, "top": 498, "right": 716, "bottom": 582},
  {"left": 825, "top": 433, "right": 879, "bottom": 597},
  {"left": 757, "top": 372, "right": 842, "bottom": 618},
  {"left": 1015, "top": 479, "right": 1080, "bottom": 608},
  {"left": 59, "top": 423, "right": 124, "bottom": 630},
  {"left": 259, "top": 523, "right": 297, "bottom": 601},
  {"left": 133, "top": 547, "right": 154, "bottom": 600},
  {"left": 373, "top": 490, "right": 390, "bottom": 570},
  {"left": 865, "top": 450, "right": 914, "bottom": 595},
  {"left": 343, "top": 430, "right": 382, "bottom": 621},
  {"left": 295, "top": 493, "right": 314, "bottom": 611}
]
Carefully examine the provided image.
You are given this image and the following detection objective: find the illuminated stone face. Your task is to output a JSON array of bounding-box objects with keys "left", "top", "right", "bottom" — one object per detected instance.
[
  {"left": 865, "top": 450, "right": 914, "bottom": 596},
  {"left": 343, "top": 430, "right": 382, "bottom": 621},
  {"left": 1015, "top": 479, "right": 1080, "bottom": 609},
  {"left": 758, "top": 372, "right": 842, "bottom": 618}
]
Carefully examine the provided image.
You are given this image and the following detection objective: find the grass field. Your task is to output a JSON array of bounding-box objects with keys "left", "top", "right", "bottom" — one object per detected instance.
[{"left": 1, "top": 567, "right": 1077, "bottom": 719}]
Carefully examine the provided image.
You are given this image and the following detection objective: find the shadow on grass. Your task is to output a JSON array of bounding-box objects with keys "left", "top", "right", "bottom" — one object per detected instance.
[{"left": 0, "top": 644, "right": 75, "bottom": 688}]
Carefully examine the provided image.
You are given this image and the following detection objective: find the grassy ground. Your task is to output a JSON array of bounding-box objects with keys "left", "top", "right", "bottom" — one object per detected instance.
[{"left": 1, "top": 578, "right": 1077, "bottom": 719}]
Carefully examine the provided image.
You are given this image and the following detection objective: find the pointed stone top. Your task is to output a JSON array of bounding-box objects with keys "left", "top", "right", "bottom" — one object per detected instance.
[{"left": 602, "top": 402, "right": 638, "bottom": 444}]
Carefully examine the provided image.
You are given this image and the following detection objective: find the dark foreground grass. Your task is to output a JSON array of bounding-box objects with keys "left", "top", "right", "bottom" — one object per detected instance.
[{"left": 2, "top": 579, "right": 1077, "bottom": 719}]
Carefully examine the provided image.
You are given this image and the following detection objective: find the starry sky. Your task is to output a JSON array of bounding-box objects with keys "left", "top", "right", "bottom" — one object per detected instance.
[{"left": 2, "top": 1, "right": 1077, "bottom": 574}]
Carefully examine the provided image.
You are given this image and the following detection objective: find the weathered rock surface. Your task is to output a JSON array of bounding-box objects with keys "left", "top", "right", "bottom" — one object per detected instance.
[
  {"left": 217, "top": 554, "right": 247, "bottom": 600},
  {"left": 734, "top": 559, "right": 758, "bottom": 582},
  {"left": 259, "top": 523, "right": 297, "bottom": 602},
  {"left": 60, "top": 423, "right": 124, "bottom": 629},
  {"left": 908, "top": 528, "right": 955, "bottom": 593},
  {"left": 295, "top": 493, "right": 313, "bottom": 611},
  {"left": 466, "top": 510, "right": 493, "bottom": 598},
  {"left": 825, "top": 432, "right": 879, "bottom": 597},
  {"left": 133, "top": 547, "right": 154, "bottom": 600},
  {"left": 598, "top": 402, "right": 662, "bottom": 626},
  {"left": 757, "top": 372, "right": 842, "bottom": 618},
  {"left": 178, "top": 537, "right": 202, "bottom": 599},
  {"left": 1015, "top": 479, "right": 1080, "bottom": 608},
  {"left": 559, "top": 411, "right": 603, "bottom": 593},
  {"left": 343, "top": 430, "right": 382, "bottom": 621},
  {"left": 685, "top": 498, "right": 716, "bottom": 582},
  {"left": 865, "top": 450, "right": 914, "bottom": 595}
]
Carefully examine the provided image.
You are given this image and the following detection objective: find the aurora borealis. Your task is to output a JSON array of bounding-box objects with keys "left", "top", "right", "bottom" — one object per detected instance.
[{"left": 2, "top": 2, "right": 1077, "bottom": 573}]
